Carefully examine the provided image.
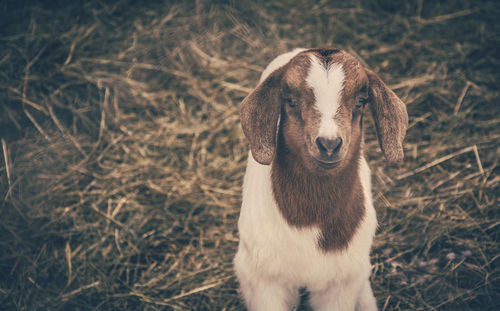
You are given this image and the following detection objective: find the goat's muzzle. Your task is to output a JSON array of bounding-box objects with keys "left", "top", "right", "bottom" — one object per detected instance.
[{"left": 312, "top": 136, "right": 343, "bottom": 169}]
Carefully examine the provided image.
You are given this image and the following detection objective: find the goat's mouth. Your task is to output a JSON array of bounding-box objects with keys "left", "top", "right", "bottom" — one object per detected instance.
[{"left": 313, "top": 157, "right": 341, "bottom": 169}]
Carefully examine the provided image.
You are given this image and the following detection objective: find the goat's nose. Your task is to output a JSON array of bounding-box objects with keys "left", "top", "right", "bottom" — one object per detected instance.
[{"left": 316, "top": 137, "right": 342, "bottom": 156}]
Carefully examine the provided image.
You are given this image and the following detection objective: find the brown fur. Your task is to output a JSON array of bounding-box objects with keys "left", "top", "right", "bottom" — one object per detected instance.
[
  {"left": 240, "top": 67, "right": 285, "bottom": 165},
  {"left": 272, "top": 105, "right": 365, "bottom": 251},
  {"left": 240, "top": 48, "right": 408, "bottom": 250},
  {"left": 365, "top": 69, "right": 408, "bottom": 163}
]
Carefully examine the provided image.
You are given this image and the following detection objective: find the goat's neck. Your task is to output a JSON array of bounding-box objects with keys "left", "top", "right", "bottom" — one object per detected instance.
[{"left": 270, "top": 141, "right": 365, "bottom": 251}]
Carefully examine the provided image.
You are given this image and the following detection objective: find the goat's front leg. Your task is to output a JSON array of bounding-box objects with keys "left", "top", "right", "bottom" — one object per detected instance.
[
  {"left": 355, "top": 280, "right": 377, "bottom": 311},
  {"left": 237, "top": 275, "right": 298, "bottom": 311},
  {"left": 234, "top": 241, "right": 299, "bottom": 310},
  {"left": 309, "top": 278, "right": 376, "bottom": 311}
]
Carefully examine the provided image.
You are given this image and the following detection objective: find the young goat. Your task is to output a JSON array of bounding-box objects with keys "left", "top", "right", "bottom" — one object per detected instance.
[{"left": 234, "top": 48, "right": 408, "bottom": 311}]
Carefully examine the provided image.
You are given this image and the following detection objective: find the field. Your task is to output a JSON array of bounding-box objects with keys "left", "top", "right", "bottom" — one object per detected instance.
[{"left": 0, "top": 0, "right": 499, "bottom": 310}]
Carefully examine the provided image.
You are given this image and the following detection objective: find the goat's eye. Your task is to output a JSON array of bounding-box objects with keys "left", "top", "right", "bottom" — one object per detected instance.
[
  {"left": 285, "top": 97, "right": 298, "bottom": 108},
  {"left": 356, "top": 97, "right": 367, "bottom": 109}
]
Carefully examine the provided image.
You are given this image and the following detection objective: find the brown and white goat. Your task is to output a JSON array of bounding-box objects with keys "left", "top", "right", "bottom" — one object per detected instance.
[{"left": 234, "top": 48, "right": 408, "bottom": 311}]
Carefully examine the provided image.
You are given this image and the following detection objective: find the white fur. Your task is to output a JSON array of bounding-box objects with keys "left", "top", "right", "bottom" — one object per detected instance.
[
  {"left": 235, "top": 51, "right": 378, "bottom": 311},
  {"left": 259, "top": 48, "right": 307, "bottom": 82},
  {"left": 235, "top": 154, "right": 377, "bottom": 311},
  {"left": 307, "top": 56, "right": 345, "bottom": 139}
]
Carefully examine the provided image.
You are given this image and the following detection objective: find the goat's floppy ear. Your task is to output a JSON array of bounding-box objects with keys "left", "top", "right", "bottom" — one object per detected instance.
[
  {"left": 240, "top": 69, "right": 283, "bottom": 165},
  {"left": 365, "top": 68, "right": 409, "bottom": 163}
]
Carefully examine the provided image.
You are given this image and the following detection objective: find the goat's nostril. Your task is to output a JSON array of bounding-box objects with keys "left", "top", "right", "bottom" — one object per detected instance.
[{"left": 316, "top": 137, "right": 342, "bottom": 155}]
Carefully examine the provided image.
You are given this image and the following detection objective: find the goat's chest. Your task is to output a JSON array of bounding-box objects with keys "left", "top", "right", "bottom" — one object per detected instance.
[{"left": 237, "top": 155, "right": 376, "bottom": 288}]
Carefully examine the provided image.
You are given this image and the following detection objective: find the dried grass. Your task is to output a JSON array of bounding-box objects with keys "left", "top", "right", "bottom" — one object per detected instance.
[{"left": 0, "top": 0, "right": 499, "bottom": 310}]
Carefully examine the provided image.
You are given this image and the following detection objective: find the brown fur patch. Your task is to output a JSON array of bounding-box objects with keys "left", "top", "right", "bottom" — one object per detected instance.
[
  {"left": 271, "top": 113, "right": 365, "bottom": 252},
  {"left": 240, "top": 67, "right": 285, "bottom": 165},
  {"left": 365, "top": 69, "right": 408, "bottom": 163},
  {"left": 270, "top": 49, "right": 367, "bottom": 251},
  {"left": 241, "top": 47, "right": 406, "bottom": 250}
]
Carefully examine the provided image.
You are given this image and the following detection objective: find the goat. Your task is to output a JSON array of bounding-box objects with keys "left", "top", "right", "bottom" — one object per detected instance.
[{"left": 234, "top": 48, "right": 408, "bottom": 311}]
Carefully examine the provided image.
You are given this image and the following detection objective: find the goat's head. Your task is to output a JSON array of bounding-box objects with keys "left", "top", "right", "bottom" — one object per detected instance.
[{"left": 240, "top": 48, "right": 408, "bottom": 173}]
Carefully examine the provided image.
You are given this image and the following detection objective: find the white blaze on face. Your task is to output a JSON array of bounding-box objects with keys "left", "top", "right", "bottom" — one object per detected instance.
[{"left": 306, "top": 56, "right": 345, "bottom": 138}]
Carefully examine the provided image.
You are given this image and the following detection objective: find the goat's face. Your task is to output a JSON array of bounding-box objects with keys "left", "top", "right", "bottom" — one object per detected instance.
[
  {"left": 278, "top": 50, "right": 369, "bottom": 172},
  {"left": 240, "top": 48, "right": 408, "bottom": 171}
]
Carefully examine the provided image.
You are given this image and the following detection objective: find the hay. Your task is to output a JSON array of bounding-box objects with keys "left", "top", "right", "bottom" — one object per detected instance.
[{"left": 0, "top": 0, "right": 499, "bottom": 310}]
